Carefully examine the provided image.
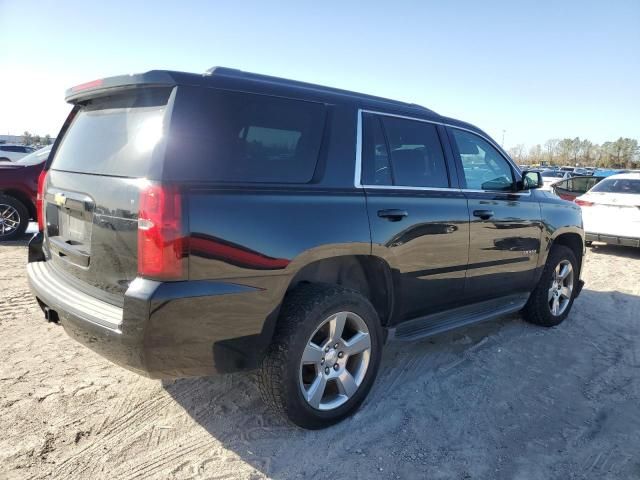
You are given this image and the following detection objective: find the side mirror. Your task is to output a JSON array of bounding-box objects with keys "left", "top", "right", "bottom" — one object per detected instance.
[{"left": 519, "top": 170, "right": 543, "bottom": 190}]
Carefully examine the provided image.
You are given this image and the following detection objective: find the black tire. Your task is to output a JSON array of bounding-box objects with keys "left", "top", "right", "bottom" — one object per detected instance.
[
  {"left": 258, "top": 283, "right": 383, "bottom": 429},
  {"left": 522, "top": 245, "right": 578, "bottom": 327},
  {"left": 585, "top": 241, "right": 593, "bottom": 247},
  {"left": 0, "top": 194, "right": 29, "bottom": 241}
]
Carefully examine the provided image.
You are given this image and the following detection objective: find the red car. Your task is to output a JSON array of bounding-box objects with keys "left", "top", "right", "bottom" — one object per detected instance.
[{"left": 0, "top": 146, "right": 50, "bottom": 240}]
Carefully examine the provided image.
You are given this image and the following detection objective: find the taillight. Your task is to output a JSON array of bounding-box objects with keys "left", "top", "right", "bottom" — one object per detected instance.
[
  {"left": 575, "top": 199, "right": 594, "bottom": 207},
  {"left": 36, "top": 169, "right": 48, "bottom": 231},
  {"left": 137, "top": 183, "right": 184, "bottom": 279}
]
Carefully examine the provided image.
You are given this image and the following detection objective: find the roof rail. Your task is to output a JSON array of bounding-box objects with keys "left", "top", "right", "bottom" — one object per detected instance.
[{"left": 203, "top": 66, "right": 437, "bottom": 114}]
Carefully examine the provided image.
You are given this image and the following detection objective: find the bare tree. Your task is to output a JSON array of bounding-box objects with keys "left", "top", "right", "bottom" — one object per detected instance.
[
  {"left": 544, "top": 138, "right": 560, "bottom": 165},
  {"left": 508, "top": 144, "right": 525, "bottom": 163}
]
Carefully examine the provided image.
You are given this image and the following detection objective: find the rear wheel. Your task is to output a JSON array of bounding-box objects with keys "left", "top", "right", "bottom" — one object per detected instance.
[
  {"left": 523, "top": 245, "right": 578, "bottom": 327},
  {"left": 258, "top": 283, "right": 383, "bottom": 429},
  {"left": 0, "top": 195, "right": 29, "bottom": 241}
]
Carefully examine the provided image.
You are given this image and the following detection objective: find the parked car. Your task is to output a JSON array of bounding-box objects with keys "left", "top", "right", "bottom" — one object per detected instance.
[
  {"left": 593, "top": 168, "right": 629, "bottom": 178},
  {"left": 0, "top": 144, "right": 36, "bottom": 162},
  {"left": 540, "top": 169, "right": 570, "bottom": 190},
  {"left": 551, "top": 175, "right": 605, "bottom": 201},
  {"left": 27, "top": 68, "right": 585, "bottom": 429},
  {"left": 576, "top": 173, "right": 640, "bottom": 247},
  {"left": 0, "top": 146, "right": 51, "bottom": 240}
]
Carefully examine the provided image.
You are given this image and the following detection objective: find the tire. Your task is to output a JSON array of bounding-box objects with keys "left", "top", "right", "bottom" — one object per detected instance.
[
  {"left": 585, "top": 241, "right": 593, "bottom": 247},
  {"left": 0, "top": 194, "right": 29, "bottom": 241},
  {"left": 522, "top": 245, "right": 578, "bottom": 327},
  {"left": 258, "top": 283, "right": 383, "bottom": 429},
  {"left": 0, "top": 157, "right": 10, "bottom": 162}
]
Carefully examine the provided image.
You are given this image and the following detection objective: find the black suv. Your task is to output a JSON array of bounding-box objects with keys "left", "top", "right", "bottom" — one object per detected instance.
[{"left": 27, "top": 68, "right": 584, "bottom": 429}]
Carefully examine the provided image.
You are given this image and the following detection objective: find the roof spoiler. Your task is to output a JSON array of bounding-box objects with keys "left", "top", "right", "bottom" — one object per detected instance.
[{"left": 65, "top": 70, "right": 178, "bottom": 103}]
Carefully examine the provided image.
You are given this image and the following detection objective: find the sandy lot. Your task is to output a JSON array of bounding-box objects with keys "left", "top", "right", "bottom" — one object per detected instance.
[{"left": 1, "top": 234, "right": 639, "bottom": 480}]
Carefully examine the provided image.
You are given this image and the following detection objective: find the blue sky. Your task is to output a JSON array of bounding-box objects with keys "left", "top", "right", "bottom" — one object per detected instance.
[{"left": 1, "top": 0, "right": 638, "bottom": 148}]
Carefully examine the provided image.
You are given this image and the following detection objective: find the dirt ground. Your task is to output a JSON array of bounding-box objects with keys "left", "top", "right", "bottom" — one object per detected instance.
[{"left": 1, "top": 233, "right": 639, "bottom": 480}]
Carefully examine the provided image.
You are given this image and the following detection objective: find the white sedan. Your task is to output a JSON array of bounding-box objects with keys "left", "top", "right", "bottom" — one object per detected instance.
[{"left": 576, "top": 173, "right": 640, "bottom": 247}]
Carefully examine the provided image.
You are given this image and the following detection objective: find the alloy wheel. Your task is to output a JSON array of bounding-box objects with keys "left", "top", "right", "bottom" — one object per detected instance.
[
  {"left": 548, "top": 259, "right": 574, "bottom": 316},
  {"left": 0, "top": 204, "right": 20, "bottom": 237},
  {"left": 299, "top": 311, "right": 371, "bottom": 411}
]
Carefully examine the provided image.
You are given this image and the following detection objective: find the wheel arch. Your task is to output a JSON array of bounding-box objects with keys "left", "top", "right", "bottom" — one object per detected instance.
[
  {"left": 0, "top": 189, "right": 36, "bottom": 220},
  {"left": 285, "top": 255, "right": 395, "bottom": 327},
  {"left": 549, "top": 229, "right": 584, "bottom": 276}
]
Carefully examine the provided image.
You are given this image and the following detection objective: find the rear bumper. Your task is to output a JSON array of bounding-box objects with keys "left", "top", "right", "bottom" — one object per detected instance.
[
  {"left": 585, "top": 232, "right": 640, "bottom": 248},
  {"left": 27, "top": 260, "right": 279, "bottom": 379}
]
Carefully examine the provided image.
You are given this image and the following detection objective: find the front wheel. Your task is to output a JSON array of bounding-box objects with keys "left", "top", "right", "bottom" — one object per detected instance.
[
  {"left": 523, "top": 245, "right": 578, "bottom": 327},
  {"left": 258, "top": 284, "right": 383, "bottom": 429}
]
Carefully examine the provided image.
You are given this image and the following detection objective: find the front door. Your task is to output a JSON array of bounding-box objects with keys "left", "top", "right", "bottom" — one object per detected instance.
[
  {"left": 360, "top": 112, "right": 470, "bottom": 322},
  {"left": 447, "top": 127, "right": 543, "bottom": 302}
]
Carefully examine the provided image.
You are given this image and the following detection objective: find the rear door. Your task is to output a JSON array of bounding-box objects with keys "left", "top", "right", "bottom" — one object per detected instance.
[
  {"left": 361, "top": 112, "right": 470, "bottom": 322},
  {"left": 43, "top": 87, "right": 174, "bottom": 306},
  {"left": 447, "top": 127, "right": 543, "bottom": 302}
]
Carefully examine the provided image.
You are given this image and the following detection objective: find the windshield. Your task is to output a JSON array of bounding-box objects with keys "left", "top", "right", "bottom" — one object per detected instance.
[
  {"left": 590, "top": 178, "right": 640, "bottom": 194},
  {"left": 541, "top": 171, "right": 564, "bottom": 178},
  {"left": 15, "top": 146, "right": 51, "bottom": 166}
]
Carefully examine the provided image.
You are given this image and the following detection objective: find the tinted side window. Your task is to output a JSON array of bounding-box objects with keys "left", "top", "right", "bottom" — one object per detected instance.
[
  {"left": 451, "top": 129, "right": 514, "bottom": 191},
  {"left": 381, "top": 117, "right": 449, "bottom": 188},
  {"left": 168, "top": 89, "right": 326, "bottom": 183},
  {"left": 361, "top": 113, "right": 391, "bottom": 185},
  {"left": 567, "top": 177, "right": 592, "bottom": 193}
]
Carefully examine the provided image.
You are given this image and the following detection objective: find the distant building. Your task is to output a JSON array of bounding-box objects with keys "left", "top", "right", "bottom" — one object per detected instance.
[
  {"left": 0, "top": 134, "right": 24, "bottom": 144},
  {"left": 0, "top": 134, "right": 56, "bottom": 145}
]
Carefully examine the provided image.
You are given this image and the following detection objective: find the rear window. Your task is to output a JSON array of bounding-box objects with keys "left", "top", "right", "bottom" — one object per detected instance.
[
  {"left": 590, "top": 178, "right": 640, "bottom": 194},
  {"left": 51, "top": 89, "right": 171, "bottom": 177},
  {"left": 166, "top": 89, "right": 326, "bottom": 183}
]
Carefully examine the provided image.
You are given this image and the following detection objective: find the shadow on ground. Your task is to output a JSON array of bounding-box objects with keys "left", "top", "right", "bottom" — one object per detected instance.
[
  {"left": 164, "top": 288, "right": 640, "bottom": 479},
  {"left": 0, "top": 234, "right": 31, "bottom": 247},
  {"left": 588, "top": 243, "right": 640, "bottom": 259}
]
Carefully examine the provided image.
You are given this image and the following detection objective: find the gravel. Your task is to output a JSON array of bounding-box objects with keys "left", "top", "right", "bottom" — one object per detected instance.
[{"left": 1, "top": 234, "right": 639, "bottom": 479}]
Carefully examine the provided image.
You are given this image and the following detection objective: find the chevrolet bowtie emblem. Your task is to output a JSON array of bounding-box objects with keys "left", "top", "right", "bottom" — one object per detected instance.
[{"left": 54, "top": 193, "right": 66, "bottom": 207}]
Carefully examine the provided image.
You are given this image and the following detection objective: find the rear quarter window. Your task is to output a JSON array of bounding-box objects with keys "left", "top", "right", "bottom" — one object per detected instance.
[{"left": 165, "top": 88, "right": 326, "bottom": 183}]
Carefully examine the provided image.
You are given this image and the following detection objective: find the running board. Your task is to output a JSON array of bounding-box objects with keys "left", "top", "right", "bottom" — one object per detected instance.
[{"left": 390, "top": 294, "right": 529, "bottom": 342}]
